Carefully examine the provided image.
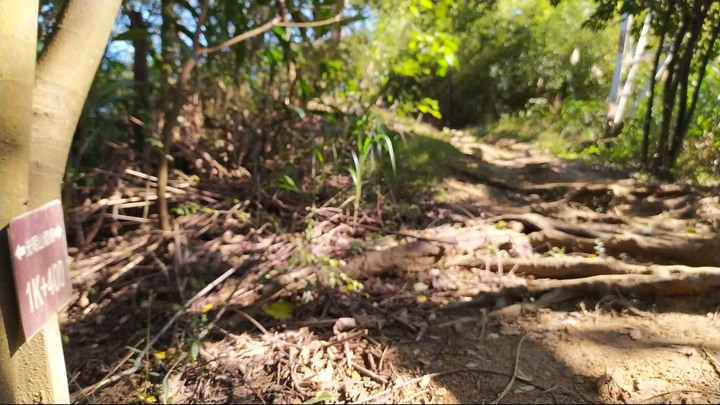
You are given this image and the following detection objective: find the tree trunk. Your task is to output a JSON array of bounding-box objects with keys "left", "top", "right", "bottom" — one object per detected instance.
[
  {"left": 0, "top": 1, "right": 37, "bottom": 401},
  {"left": 27, "top": 0, "right": 121, "bottom": 399},
  {"left": 653, "top": 16, "right": 687, "bottom": 177},
  {"left": 127, "top": 6, "right": 150, "bottom": 157},
  {"left": 331, "top": 0, "right": 345, "bottom": 53},
  {"left": 157, "top": 0, "right": 208, "bottom": 231},
  {"left": 160, "top": 0, "right": 177, "bottom": 99},
  {"left": 666, "top": 2, "right": 706, "bottom": 174},
  {"left": 606, "top": 13, "right": 632, "bottom": 131},
  {"left": 0, "top": 0, "right": 121, "bottom": 401},
  {"left": 669, "top": 11, "right": 720, "bottom": 169},
  {"left": 612, "top": 12, "right": 652, "bottom": 132},
  {"left": 642, "top": 5, "right": 672, "bottom": 171},
  {"left": 629, "top": 53, "right": 671, "bottom": 120},
  {"left": 157, "top": 0, "right": 180, "bottom": 232},
  {"left": 30, "top": 1, "right": 120, "bottom": 206},
  {"left": 681, "top": 18, "right": 720, "bottom": 139}
]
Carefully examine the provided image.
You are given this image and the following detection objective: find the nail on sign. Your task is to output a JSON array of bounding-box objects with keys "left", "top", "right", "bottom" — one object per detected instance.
[{"left": 8, "top": 200, "right": 72, "bottom": 339}]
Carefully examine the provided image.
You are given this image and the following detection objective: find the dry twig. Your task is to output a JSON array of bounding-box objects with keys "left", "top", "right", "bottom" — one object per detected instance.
[{"left": 492, "top": 333, "right": 529, "bottom": 404}]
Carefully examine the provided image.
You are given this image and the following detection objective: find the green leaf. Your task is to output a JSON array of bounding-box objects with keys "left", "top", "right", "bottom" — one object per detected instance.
[
  {"left": 325, "top": 59, "right": 343, "bottom": 71},
  {"left": 273, "top": 25, "right": 290, "bottom": 42},
  {"left": 299, "top": 80, "right": 312, "bottom": 100},
  {"left": 314, "top": 150, "right": 324, "bottom": 166},
  {"left": 112, "top": 29, "right": 151, "bottom": 42},
  {"left": 418, "top": 0, "right": 433, "bottom": 9},
  {"left": 263, "top": 300, "right": 293, "bottom": 320},
  {"left": 289, "top": 105, "right": 306, "bottom": 120},
  {"left": 277, "top": 175, "right": 300, "bottom": 193},
  {"left": 162, "top": 378, "right": 170, "bottom": 404},
  {"left": 304, "top": 390, "right": 335, "bottom": 404},
  {"left": 351, "top": 151, "right": 362, "bottom": 177},
  {"left": 409, "top": 4, "right": 418, "bottom": 16},
  {"left": 262, "top": 48, "right": 282, "bottom": 63},
  {"left": 348, "top": 167, "right": 359, "bottom": 185},
  {"left": 376, "top": 134, "right": 397, "bottom": 173}
]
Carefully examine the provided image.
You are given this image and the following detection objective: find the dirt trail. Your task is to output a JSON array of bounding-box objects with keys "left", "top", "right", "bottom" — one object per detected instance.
[{"left": 64, "top": 130, "right": 720, "bottom": 404}]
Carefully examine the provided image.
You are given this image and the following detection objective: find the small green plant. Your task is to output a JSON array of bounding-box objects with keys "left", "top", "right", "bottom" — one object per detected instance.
[
  {"left": 348, "top": 130, "right": 396, "bottom": 218},
  {"left": 277, "top": 174, "right": 301, "bottom": 193},
  {"left": 317, "top": 255, "right": 366, "bottom": 295},
  {"left": 171, "top": 203, "right": 200, "bottom": 216}
]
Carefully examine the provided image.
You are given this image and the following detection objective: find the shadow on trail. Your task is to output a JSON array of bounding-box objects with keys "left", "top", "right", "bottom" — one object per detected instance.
[{"left": 62, "top": 133, "right": 720, "bottom": 403}]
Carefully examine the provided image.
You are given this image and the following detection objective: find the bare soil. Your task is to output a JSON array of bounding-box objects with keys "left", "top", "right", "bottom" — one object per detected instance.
[{"left": 63, "top": 129, "right": 720, "bottom": 404}]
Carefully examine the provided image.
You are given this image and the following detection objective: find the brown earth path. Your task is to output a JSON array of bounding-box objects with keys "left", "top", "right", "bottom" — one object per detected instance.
[{"left": 63, "top": 129, "right": 720, "bottom": 404}]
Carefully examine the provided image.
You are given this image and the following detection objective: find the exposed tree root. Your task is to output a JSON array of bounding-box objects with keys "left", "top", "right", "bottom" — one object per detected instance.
[
  {"left": 338, "top": 216, "right": 720, "bottom": 316},
  {"left": 492, "top": 213, "right": 720, "bottom": 266},
  {"left": 341, "top": 240, "right": 445, "bottom": 279},
  {"left": 445, "top": 254, "right": 720, "bottom": 279},
  {"left": 440, "top": 270, "right": 720, "bottom": 312}
]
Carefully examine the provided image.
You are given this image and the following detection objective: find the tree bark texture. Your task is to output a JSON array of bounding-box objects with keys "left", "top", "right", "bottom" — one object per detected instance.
[
  {"left": 0, "top": 3, "right": 38, "bottom": 401},
  {"left": 127, "top": 6, "right": 150, "bottom": 156},
  {"left": 0, "top": 0, "right": 121, "bottom": 401},
  {"left": 641, "top": 6, "right": 671, "bottom": 171}
]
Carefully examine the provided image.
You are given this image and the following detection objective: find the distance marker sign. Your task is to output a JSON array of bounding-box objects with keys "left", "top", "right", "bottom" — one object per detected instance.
[{"left": 8, "top": 199, "right": 72, "bottom": 339}]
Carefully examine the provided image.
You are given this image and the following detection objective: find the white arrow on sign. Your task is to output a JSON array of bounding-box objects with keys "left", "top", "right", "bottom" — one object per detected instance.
[
  {"left": 53, "top": 225, "right": 62, "bottom": 240},
  {"left": 15, "top": 244, "right": 27, "bottom": 260}
]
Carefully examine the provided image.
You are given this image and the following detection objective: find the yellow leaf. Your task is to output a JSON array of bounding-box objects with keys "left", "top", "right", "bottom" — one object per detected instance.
[
  {"left": 154, "top": 351, "right": 167, "bottom": 360},
  {"left": 588, "top": 253, "right": 597, "bottom": 258},
  {"left": 201, "top": 303, "right": 214, "bottom": 313},
  {"left": 140, "top": 394, "right": 157, "bottom": 404},
  {"left": 263, "top": 300, "right": 293, "bottom": 320},
  {"left": 687, "top": 227, "right": 696, "bottom": 233},
  {"left": 416, "top": 295, "right": 428, "bottom": 303}
]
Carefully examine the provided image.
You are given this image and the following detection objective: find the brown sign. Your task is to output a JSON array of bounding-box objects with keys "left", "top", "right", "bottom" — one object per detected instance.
[{"left": 8, "top": 199, "right": 72, "bottom": 339}]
